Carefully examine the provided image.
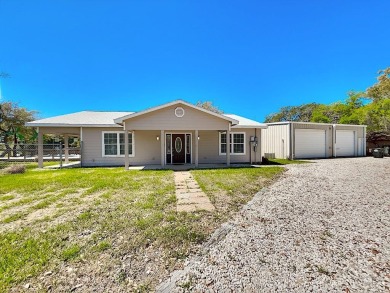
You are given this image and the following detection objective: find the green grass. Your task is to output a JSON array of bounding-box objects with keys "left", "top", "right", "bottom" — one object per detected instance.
[
  {"left": 0, "top": 230, "right": 55, "bottom": 285},
  {"left": 2, "top": 212, "right": 25, "bottom": 224},
  {"left": 263, "top": 158, "right": 309, "bottom": 165},
  {"left": 95, "top": 240, "right": 111, "bottom": 252},
  {"left": 0, "top": 166, "right": 283, "bottom": 292},
  {"left": 62, "top": 244, "right": 81, "bottom": 261},
  {"left": 0, "top": 195, "right": 15, "bottom": 202},
  {"left": 192, "top": 167, "right": 283, "bottom": 211}
]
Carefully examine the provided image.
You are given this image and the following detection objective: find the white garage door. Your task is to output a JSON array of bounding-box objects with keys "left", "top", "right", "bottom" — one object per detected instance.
[
  {"left": 336, "top": 130, "right": 355, "bottom": 157},
  {"left": 295, "top": 129, "right": 326, "bottom": 159}
]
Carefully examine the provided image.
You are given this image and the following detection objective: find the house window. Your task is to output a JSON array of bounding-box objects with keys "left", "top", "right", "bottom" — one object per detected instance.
[
  {"left": 102, "top": 132, "right": 133, "bottom": 157},
  {"left": 219, "top": 132, "right": 245, "bottom": 155}
]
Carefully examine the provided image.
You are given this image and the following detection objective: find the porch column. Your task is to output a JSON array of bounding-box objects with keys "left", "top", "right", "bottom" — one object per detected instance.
[
  {"left": 124, "top": 130, "right": 129, "bottom": 170},
  {"left": 195, "top": 130, "right": 199, "bottom": 167},
  {"left": 38, "top": 128, "right": 43, "bottom": 168},
  {"left": 160, "top": 130, "right": 165, "bottom": 167},
  {"left": 226, "top": 130, "right": 231, "bottom": 166},
  {"left": 64, "top": 134, "right": 69, "bottom": 164}
]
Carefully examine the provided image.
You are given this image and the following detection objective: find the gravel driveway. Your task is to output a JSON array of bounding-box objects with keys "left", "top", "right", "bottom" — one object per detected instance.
[{"left": 158, "top": 158, "right": 390, "bottom": 292}]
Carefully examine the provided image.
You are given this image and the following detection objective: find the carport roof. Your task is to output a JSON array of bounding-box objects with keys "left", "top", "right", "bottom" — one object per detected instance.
[{"left": 26, "top": 111, "right": 133, "bottom": 127}]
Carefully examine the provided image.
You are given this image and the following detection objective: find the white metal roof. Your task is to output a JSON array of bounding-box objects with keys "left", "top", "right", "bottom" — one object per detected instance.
[
  {"left": 26, "top": 111, "right": 133, "bottom": 127},
  {"left": 26, "top": 103, "right": 266, "bottom": 129},
  {"left": 224, "top": 114, "right": 267, "bottom": 129},
  {"left": 266, "top": 121, "right": 366, "bottom": 127}
]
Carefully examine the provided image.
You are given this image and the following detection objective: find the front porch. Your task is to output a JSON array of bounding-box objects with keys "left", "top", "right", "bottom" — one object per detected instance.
[
  {"left": 126, "top": 163, "right": 261, "bottom": 171},
  {"left": 123, "top": 129, "right": 234, "bottom": 170}
]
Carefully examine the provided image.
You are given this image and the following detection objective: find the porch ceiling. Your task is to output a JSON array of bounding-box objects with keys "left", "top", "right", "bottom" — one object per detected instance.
[{"left": 39, "top": 126, "right": 81, "bottom": 136}]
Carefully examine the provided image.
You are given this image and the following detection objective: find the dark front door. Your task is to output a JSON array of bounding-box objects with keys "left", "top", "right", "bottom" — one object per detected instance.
[{"left": 172, "top": 134, "right": 185, "bottom": 164}]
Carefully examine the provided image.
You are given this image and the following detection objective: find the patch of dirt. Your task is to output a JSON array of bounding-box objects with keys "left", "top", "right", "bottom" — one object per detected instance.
[
  {"left": 0, "top": 188, "right": 105, "bottom": 233},
  {"left": 0, "top": 192, "right": 22, "bottom": 207}
]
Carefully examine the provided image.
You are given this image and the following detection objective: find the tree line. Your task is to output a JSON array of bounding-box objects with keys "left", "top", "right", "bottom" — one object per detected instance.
[{"left": 265, "top": 67, "right": 390, "bottom": 137}]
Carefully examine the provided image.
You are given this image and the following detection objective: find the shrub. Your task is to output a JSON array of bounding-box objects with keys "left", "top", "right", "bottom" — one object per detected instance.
[{"left": 3, "top": 164, "right": 26, "bottom": 174}]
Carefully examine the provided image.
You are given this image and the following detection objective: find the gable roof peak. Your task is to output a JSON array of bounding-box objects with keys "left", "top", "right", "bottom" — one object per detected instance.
[{"left": 114, "top": 99, "right": 239, "bottom": 125}]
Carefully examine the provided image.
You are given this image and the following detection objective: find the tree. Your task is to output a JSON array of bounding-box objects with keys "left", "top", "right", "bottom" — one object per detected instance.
[
  {"left": 362, "top": 98, "right": 390, "bottom": 133},
  {"left": 309, "top": 91, "right": 366, "bottom": 125},
  {"left": 366, "top": 67, "right": 390, "bottom": 101},
  {"left": 0, "top": 101, "right": 37, "bottom": 156},
  {"left": 265, "top": 103, "right": 321, "bottom": 122},
  {"left": 196, "top": 101, "right": 223, "bottom": 114},
  {"left": 363, "top": 67, "right": 390, "bottom": 133},
  {"left": 263, "top": 67, "right": 390, "bottom": 148}
]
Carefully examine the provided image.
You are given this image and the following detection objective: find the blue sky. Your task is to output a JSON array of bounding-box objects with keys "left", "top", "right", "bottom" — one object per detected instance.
[{"left": 0, "top": 1, "right": 389, "bottom": 122}]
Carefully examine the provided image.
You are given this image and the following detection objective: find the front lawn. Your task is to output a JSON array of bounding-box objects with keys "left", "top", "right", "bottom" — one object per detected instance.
[
  {"left": 262, "top": 158, "right": 310, "bottom": 165},
  {"left": 0, "top": 166, "right": 283, "bottom": 292}
]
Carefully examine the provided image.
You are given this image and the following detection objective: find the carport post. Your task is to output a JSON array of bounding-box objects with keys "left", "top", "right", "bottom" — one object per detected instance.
[
  {"left": 160, "top": 130, "right": 165, "bottom": 167},
  {"left": 37, "top": 127, "right": 43, "bottom": 168},
  {"left": 124, "top": 130, "right": 129, "bottom": 170},
  {"left": 64, "top": 134, "right": 69, "bottom": 164},
  {"left": 195, "top": 130, "right": 199, "bottom": 167},
  {"left": 226, "top": 129, "right": 231, "bottom": 167}
]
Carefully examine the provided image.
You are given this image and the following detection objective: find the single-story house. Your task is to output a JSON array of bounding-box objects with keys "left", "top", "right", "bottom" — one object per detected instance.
[
  {"left": 26, "top": 100, "right": 267, "bottom": 168},
  {"left": 261, "top": 121, "right": 367, "bottom": 159}
]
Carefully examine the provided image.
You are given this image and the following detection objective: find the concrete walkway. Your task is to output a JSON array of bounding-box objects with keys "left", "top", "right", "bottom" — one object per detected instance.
[
  {"left": 174, "top": 171, "right": 215, "bottom": 212},
  {"left": 44, "top": 161, "right": 81, "bottom": 169}
]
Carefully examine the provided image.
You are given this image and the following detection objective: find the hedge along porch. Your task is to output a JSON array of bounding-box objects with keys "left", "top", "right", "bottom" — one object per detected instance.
[{"left": 26, "top": 100, "right": 268, "bottom": 169}]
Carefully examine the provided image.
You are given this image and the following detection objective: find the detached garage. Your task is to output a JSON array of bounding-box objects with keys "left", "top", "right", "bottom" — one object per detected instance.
[{"left": 262, "top": 122, "right": 366, "bottom": 159}]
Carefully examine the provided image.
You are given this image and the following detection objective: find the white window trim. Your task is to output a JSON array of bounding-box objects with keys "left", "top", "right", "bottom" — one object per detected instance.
[
  {"left": 102, "top": 131, "right": 135, "bottom": 158},
  {"left": 219, "top": 132, "right": 246, "bottom": 156}
]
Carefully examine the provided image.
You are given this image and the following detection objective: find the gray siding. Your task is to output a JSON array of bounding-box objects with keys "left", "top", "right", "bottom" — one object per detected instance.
[
  {"left": 124, "top": 104, "right": 230, "bottom": 131},
  {"left": 82, "top": 127, "right": 124, "bottom": 166},
  {"left": 81, "top": 127, "right": 262, "bottom": 166},
  {"left": 198, "top": 128, "right": 262, "bottom": 164},
  {"left": 82, "top": 128, "right": 163, "bottom": 166}
]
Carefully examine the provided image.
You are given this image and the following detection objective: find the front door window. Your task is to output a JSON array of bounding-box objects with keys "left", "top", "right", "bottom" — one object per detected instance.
[
  {"left": 175, "top": 137, "right": 182, "bottom": 153},
  {"left": 172, "top": 134, "right": 186, "bottom": 164}
]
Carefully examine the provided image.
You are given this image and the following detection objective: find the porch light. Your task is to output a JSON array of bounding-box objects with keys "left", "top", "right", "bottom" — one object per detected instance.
[
  {"left": 156, "top": 136, "right": 160, "bottom": 141},
  {"left": 197, "top": 136, "right": 200, "bottom": 140}
]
